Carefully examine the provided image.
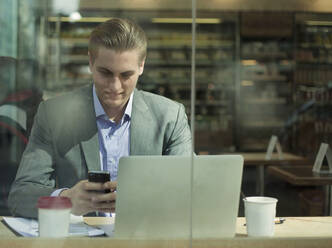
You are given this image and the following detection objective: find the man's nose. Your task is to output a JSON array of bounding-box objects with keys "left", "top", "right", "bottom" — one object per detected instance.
[{"left": 108, "top": 76, "right": 121, "bottom": 91}]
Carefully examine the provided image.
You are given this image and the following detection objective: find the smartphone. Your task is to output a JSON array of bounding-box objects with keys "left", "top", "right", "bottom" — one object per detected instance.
[{"left": 88, "top": 171, "right": 111, "bottom": 193}]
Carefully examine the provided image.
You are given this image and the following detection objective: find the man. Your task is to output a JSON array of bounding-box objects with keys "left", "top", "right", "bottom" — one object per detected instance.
[{"left": 8, "top": 18, "right": 192, "bottom": 218}]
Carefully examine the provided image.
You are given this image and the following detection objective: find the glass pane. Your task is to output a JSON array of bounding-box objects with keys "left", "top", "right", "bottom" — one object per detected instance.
[
  {"left": 2, "top": 0, "right": 332, "bottom": 244},
  {"left": 194, "top": 12, "right": 237, "bottom": 154},
  {"left": 1, "top": 0, "right": 194, "bottom": 242},
  {"left": 192, "top": 8, "right": 243, "bottom": 239},
  {"left": 0, "top": 0, "right": 46, "bottom": 217},
  {"left": 194, "top": 2, "right": 332, "bottom": 240}
]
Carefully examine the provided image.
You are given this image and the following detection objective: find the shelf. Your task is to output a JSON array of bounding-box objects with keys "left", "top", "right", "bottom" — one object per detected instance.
[
  {"left": 146, "top": 60, "right": 234, "bottom": 67},
  {"left": 61, "top": 55, "right": 88, "bottom": 64},
  {"left": 49, "top": 38, "right": 88, "bottom": 47},
  {"left": 180, "top": 100, "right": 230, "bottom": 106},
  {"left": 238, "top": 32, "right": 293, "bottom": 151},
  {"left": 197, "top": 114, "right": 233, "bottom": 120},
  {"left": 296, "top": 61, "right": 332, "bottom": 66},
  {"left": 299, "top": 43, "right": 332, "bottom": 49},
  {"left": 293, "top": 15, "right": 332, "bottom": 155},
  {"left": 242, "top": 52, "right": 290, "bottom": 60},
  {"left": 295, "top": 100, "right": 332, "bottom": 107},
  {"left": 241, "top": 75, "right": 288, "bottom": 82},
  {"left": 48, "top": 78, "right": 92, "bottom": 85},
  {"left": 140, "top": 80, "right": 233, "bottom": 87},
  {"left": 140, "top": 78, "right": 191, "bottom": 85},
  {"left": 294, "top": 81, "right": 330, "bottom": 87},
  {"left": 149, "top": 43, "right": 234, "bottom": 50},
  {"left": 244, "top": 98, "right": 287, "bottom": 104},
  {"left": 50, "top": 37, "right": 235, "bottom": 50},
  {"left": 140, "top": 82, "right": 234, "bottom": 91},
  {"left": 242, "top": 121, "right": 285, "bottom": 128},
  {"left": 148, "top": 40, "right": 234, "bottom": 49}
]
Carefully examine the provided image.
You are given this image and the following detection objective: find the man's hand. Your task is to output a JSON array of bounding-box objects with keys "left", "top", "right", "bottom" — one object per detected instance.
[
  {"left": 91, "top": 181, "right": 117, "bottom": 213},
  {"left": 60, "top": 180, "right": 117, "bottom": 216}
]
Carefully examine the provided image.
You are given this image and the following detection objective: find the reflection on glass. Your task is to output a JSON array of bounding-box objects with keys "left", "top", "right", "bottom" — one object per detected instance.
[
  {"left": 1, "top": 0, "right": 332, "bottom": 243},
  {"left": 1, "top": 0, "right": 194, "bottom": 242},
  {"left": 195, "top": 12, "right": 237, "bottom": 154},
  {"left": 195, "top": 7, "right": 332, "bottom": 223}
]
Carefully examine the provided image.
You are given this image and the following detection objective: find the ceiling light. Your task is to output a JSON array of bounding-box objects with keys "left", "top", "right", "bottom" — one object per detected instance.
[
  {"left": 151, "top": 18, "right": 222, "bottom": 24},
  {"left": 69, "top": 12, "right": 82, "bottom": 22}
]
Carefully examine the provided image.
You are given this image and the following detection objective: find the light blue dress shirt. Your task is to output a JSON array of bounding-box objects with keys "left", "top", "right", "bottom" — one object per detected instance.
[
  {"left": 93, "top": 85, "right": 132, "bottom": 181},
  {"left": 52, "top": 85, "right": 132, "bottom": 197}
]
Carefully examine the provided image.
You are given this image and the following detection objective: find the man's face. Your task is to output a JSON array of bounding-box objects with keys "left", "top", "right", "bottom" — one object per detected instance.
[{"left": 89, "top": 47, "right": 145, "bottom": 115}]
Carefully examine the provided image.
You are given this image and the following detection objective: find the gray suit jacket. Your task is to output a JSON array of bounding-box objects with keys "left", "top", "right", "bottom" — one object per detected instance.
[{"left": 8, "top": 84, "right": 192, "bottom": 218}]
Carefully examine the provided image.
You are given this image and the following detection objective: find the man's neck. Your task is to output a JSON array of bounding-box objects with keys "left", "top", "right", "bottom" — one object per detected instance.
[{"left": 105, "top": 103, "right": 127, "bottom": 124}]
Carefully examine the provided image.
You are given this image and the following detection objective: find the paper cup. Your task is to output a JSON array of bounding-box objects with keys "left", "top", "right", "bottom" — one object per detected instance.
[
  {"left": 243, "top": 196, "right": 278, "bottom": 237},
  {"left": 37, "top": 196, "right": 72, "bottom": 237}
]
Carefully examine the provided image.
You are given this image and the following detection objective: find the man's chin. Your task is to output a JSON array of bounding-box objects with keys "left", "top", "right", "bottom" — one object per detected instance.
[{"left": 104, "top": 99, "right": 126, "bottom": 109}]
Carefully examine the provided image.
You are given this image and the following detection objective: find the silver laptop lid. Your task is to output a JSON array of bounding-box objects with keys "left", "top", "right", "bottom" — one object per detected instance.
[{"left": 114, "top": 155, "right": 243, "bottom": 239}]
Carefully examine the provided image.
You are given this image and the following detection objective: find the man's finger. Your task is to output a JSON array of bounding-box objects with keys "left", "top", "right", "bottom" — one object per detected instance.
[
  {"left": 95, "top": 201, "right": 116, "bottom": 210},
  {"left": 92, "top": 192, "right": 116, "bottom": 203},
  {"left": 83, "top": 181, "right": 105, "bottom": 191},
  {"left": 103, "top": 181, "right": 117, "bottom": 191}
]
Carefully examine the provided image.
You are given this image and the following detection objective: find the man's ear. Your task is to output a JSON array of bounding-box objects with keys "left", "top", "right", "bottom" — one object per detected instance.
[
  {"left": 88, "top": 51, "right": 93, "bottom": 71},
  {"left": 139, "top": 58, "right": 145, "bottom": 75}
]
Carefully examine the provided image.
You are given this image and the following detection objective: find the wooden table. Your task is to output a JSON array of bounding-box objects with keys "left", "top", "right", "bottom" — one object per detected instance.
[
  {"left": 241, "top": 153, "right": 310, "bottom": 166},
  {"left": 1, "top": 216, "right": 332, "bottom": 247},
  {"left": 235, "top": 216, "right": 332, "bottom": 237},
  {"left": 268, "top": 166, "right": 332, "bottom": 215},
  {"left": 234, "top": 152, "right": 311, "bottom": 195},
  {"left": 84, "top": 216, "right": 332, "bottom": 238}
]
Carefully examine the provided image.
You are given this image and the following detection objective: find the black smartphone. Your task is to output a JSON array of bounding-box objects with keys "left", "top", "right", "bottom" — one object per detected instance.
[{"left": 88, "top": 171, "right": 111, "bottom": 193}]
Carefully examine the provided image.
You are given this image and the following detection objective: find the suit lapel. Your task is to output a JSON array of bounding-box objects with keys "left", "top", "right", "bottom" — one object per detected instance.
[
  {"left": 81, "top": 132, "right": 100, "bottom": 172},
  {"left": 130, "top": 89, "right": 153, "bottom": 155},
  {"left": 78, "top": 85, "right": 101, "bottom": 172},
  {"left": 80, "top": 87, "right": 154, "bottom": 165}
]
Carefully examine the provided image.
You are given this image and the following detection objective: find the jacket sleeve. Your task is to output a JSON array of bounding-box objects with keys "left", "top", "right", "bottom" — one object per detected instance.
[
  {"left": 8, "top": 101, "right": 56, "bottom": 218},
  {"left": 163, "top": 103, "right": 192, "bottom": 155}
]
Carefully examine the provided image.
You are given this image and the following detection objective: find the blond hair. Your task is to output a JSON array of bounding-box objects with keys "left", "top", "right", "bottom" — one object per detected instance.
[{"left": 88, "top": 18, "right": 147, "bottom": 64}]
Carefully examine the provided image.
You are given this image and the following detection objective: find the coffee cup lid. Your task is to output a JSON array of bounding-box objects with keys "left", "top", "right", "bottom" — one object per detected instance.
[{"left": 37, "top": 196, "right": 72, "bottom": 209}]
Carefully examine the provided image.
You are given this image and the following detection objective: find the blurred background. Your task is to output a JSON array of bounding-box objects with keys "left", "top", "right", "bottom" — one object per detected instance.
[{"left": 1, "top": 0, "right": 332, "bottom": 217}]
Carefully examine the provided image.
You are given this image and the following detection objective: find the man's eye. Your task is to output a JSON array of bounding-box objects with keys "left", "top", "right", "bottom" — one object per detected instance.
[
  {"left": 121, "top": 73, "right": 132, "bottom": 79},
  {"left": 98, "top": 70, "right": 111, "bottom": 76}
]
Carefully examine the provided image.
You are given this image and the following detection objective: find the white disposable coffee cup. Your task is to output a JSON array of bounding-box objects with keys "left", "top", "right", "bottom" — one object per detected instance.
[
  {"left": 243, "top": 196, "right": 278, "bottom": 237},
  {"left": 37, "top": 196, "right": 72, "bottom": 237}
]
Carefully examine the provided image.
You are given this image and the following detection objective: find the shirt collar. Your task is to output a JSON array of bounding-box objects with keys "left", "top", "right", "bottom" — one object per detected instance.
[{"left": 93, "top": 84, "right": 133, "bottom": 121}]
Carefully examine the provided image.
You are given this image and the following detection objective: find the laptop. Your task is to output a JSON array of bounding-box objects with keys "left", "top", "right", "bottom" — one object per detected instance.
[{"left": 114, "top": 155, "right": 243, "bottom": 239}]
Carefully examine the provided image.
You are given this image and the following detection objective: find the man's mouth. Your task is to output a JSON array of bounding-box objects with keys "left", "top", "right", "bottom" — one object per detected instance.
[{"left": 106, "top": 92, "right": 122, "bottom": 98}]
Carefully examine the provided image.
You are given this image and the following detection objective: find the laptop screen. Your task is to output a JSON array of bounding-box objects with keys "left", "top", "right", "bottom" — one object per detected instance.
[{"left": 114, "top": 155, "right": 243, "bottom": 239}]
